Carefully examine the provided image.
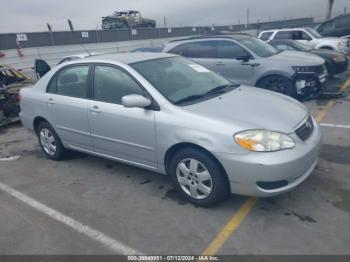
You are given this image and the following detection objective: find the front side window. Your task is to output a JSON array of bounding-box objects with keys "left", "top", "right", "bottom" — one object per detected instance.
[
  {"left": 215, "top": 41, "right": 250, "bottom": 59},
  {"left": 169, "top": 41, "right": 215, "bottom": 58},
  {"left": 131, "top": 56, "right": 233, "bottom": 104},
  {"left": 93, "top": 65, "right": 144, "bottom": 104},
  {"left": 55, "top": 65, "right": 89, "bottom": 98},
  {"left": 236, "top": 37, "right": 278, "bottom": 58},
  {"left": 274, "top": 44, "right": 292, "bottom": 51}
]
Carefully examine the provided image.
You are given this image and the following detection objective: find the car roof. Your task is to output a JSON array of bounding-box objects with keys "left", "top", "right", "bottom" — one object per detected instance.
[
  {"left": 168, "top": 33, "right": 252, "bottom": 43},
  {"left": 261, "top": 28, "right": 309, "bottom": 33},
  {"left": 81, "top": 52, "right": 177, "bottom": 64}
]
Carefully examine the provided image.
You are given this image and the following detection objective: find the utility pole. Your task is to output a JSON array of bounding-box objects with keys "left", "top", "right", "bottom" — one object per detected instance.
[
  {"left": 326, "top": 0, "right": 335, "bottom": 19},
  {"left": 68, "top": 19, "right": 74, "bottom": 31},
  {"left": 47, "top": 23, "right": 54, "bottom": 46},
  {"left": 246, "top": 8, "right": 250, "bottom": 28},
  {"left": 163, "top": 17, "right": 167, "bottom": 28},
  {"left": 344, "top": 6, "right": 347, "bottom": 15}
]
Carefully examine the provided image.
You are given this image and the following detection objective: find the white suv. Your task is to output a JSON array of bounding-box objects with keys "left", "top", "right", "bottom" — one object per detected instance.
[{"left": 259, "top": 27, "right": 350, "bottom": 55}]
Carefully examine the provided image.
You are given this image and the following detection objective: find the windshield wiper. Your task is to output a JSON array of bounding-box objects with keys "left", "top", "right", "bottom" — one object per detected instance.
[
  {"left": 175, "top": 83, "right": 239, "bottom": 105},
  {"left": 205, "top": 83, "right": 239, "bottom": 95},
  {"left": 174, "top": 94, "right": 206, "bottom": 105}
]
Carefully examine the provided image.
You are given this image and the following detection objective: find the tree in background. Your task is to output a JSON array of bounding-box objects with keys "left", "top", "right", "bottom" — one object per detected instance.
[{"left": 326, "top": 0, "right": 335, "bottom": 19}]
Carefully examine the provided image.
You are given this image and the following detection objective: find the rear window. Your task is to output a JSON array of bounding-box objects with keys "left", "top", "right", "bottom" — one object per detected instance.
[{"left": 259, "top": 32, "right": 273, "bottom": 41}]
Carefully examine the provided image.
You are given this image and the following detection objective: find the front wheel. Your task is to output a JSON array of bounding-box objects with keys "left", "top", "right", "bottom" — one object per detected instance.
[
  {"left": 169, "top": 148, "right": 230, "bottom": 207},
  {"left": 258, "top": 76, "right": 296, "bottom": 98}
]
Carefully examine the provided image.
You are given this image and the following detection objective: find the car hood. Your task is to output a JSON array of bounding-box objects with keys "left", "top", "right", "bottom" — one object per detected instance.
[
  {"left": 265, "top": 50, "right": 325, "bottom": 66},
  {"left": 183, "top": 86, "right": 308, "bottom": 134},
  {"left": 318, "top": 37, "right": 346, "bottom": 43},
  {"left": 310, "top": 49, "right": 343, "bottom": 59}
]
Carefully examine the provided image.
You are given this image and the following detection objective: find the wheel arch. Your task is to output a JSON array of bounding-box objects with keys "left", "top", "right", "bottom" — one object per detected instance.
[
  {"left": 255, "top": 73, "right": 293, "bottom": 87},
  {"left": 33, "top": 116, "right": 50, "bottom": 133},
  {"left": 164, "top": 142, "right": 229, "bottom": 182}
]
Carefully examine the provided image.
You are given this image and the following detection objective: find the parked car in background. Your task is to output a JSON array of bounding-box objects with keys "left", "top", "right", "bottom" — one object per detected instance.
[
  {"left": 35, "top": 52, "right": 101, "bottom": 79},
  {"left": 131, "top": 46, "right": 163, "bottom": 52},
  {"left": 315, "top": 14, "right": 350, "bottom": 38},
  {"left": 163, "top": 34, "right": 327, "bottom": 100},
  {"left": 20, "top": 52, "right": 322, "bottom": 206},
  {"left": 269, "top": 39, "right": 348, "bottom": 76},
  {"left": 258, "top": 28, "right": 350, "bottom": 55}
]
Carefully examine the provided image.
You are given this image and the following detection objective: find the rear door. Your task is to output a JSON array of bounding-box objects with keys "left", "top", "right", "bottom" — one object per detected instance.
[
  {"left": 168, "top": 41, "right": 217, "bottom": 72},
  {"left": 88, "top": 64, "right": 157, "bottom": 168},
  {"left": 44, "top": 64, "right": 93, "bottom": 151}
]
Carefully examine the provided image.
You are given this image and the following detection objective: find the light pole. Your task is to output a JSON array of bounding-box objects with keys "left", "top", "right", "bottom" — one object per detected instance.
[{"left": 326, "top": 0, "right": 335, "bottom": 19}]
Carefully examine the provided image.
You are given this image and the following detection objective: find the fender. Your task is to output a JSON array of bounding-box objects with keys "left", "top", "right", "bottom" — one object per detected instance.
[{"left": 255, "top": 71, "right": 293, "bottom": 86}]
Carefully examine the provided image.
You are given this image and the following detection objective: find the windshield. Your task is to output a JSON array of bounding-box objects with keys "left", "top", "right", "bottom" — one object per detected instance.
[
  {"left": 292, "top": 41, "right": 312, "bottom": 51},
  {"left": 236, "top": 36, "right": 278, "bottom": 57},
  {"left": 131, "top": 56, "right": 234, "bottom": 105},
  {"left": 305, "top": 28, "right": 322, "bottom": 39}
]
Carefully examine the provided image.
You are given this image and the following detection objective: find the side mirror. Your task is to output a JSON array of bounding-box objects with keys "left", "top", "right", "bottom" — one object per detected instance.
[
  {"left": 236, "top": 54, "right": 251, "bottom": 62},
  {"left": 121, "top": 94, "right": 152, "bottom": 109}
]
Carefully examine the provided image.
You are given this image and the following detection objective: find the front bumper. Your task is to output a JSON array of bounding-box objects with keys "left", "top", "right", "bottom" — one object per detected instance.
[
  {"left": 216, "top": 117, "right": 322, "bottom": 197},
  {"left": 292, "top": 71, "right": 327, "bottom": 100}
]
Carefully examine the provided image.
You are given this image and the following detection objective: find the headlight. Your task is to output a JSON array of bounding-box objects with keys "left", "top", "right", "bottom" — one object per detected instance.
[
  {"left": 333, "top": 56, "right": 346, "bottom": 62},
  {"left": 292, "top": 66, "right": 312, "bottom": 73},
  {"left": 234, "top": 130, "right": 295, "bottom": 152},
  {"left": 338, "top": 41, "right": 347, "bottom": 47}
]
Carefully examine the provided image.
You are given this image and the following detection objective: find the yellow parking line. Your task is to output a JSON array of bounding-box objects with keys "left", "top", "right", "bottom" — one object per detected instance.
[
  {"left": 316, "top": 78, "right": 350, "bottom": 123},
  {"left": 201, "top": 77, "right": 350, "bottom": 256},
  {"left": 201, "top": 197, "right": 257, "bottom": 255}
]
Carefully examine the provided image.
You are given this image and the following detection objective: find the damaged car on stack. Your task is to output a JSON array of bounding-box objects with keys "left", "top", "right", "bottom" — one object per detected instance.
[{"left": 0, "top": 66, "right": 34, "bottom": 127}]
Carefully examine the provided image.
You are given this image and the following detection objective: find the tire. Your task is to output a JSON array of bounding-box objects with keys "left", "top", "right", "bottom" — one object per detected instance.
[
  {"left": 36, "top": 121, "right": 66, "bottom": 160},
  {"left": 168, "top": 147, "right": 230, "bottom": 207},
  {"left": 257, "top": 75, "right": 296, "bottom": 98}
]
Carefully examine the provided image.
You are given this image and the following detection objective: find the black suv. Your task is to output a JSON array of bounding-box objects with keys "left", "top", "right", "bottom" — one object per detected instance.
[{"left": 316, "top": 14, "right": 350, "bottom": 38}]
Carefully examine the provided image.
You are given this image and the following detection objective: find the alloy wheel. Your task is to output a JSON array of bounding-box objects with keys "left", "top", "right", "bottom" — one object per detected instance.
[
  {"left": 39, "top": 128, "right": 56, "bottom": 156},
  {"left": 176, "top": 158, "right": 213, "bottom": 199}
]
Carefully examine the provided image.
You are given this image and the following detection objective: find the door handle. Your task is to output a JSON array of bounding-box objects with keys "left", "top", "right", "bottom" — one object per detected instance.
[
  {"left": 215, "top": 62, "right": 225, "bottom": 66},
  {"left": 242, "top": 62, "right": 260, "bottom": 67},
  {"left": 46, "top": 98, "right": 55, "bottom": 105},
  {"left": 89, "top": 105, "right": 102, "bottom": 113}
]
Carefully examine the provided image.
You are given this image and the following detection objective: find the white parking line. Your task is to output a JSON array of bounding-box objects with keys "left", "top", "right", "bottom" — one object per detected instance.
[
  {"left": 320, "top": 123, "right": 350, "bottom": 129},
  {"left": 0, "top": 181, "right": 141, "bottom": 255}
]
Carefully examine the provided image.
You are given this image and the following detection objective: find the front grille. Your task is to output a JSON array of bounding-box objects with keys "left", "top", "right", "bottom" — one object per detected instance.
[{"left": 295, "top": 115, "right": 314, "bottom": 141}]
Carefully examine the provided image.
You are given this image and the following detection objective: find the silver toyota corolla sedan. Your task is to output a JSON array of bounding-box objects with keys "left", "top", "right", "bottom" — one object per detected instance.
[{"left": 20, "top": 52, "right": 322, "bottom": 206}]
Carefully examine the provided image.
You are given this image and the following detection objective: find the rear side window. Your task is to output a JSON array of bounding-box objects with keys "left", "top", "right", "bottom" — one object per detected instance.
[
  {"left": 259, "top": 32, "right": 273, "bottom": 41},
  {"left": 169, "top": 41, "right": 215, "bottom": 58},
  {"left": 215, "top": 41, "right": 249, "bottom": 59},
  {"left": 93, "top": 65, "right": 144, "bottom": 104},
  {"left": 55, "top": 66, "right": 89, "bottom": 98},
  {"left": 274, "top": 31, "right": 292, "bottom": 40}
]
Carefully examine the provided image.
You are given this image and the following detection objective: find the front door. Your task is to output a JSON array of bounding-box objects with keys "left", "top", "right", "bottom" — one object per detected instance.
[
  {"left": 211, "top": 40, "right": 255, "bottom": 85},
  {"left": 88, "top": 64, "right": 157, "bottom": 168}
]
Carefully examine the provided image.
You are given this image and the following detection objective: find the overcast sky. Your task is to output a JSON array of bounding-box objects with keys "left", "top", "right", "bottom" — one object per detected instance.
[{"left": 1, "top": 0, "right": 349, "bottom": 33}]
